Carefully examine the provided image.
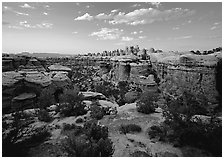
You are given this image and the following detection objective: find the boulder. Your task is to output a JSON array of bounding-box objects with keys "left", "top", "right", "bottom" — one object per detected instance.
[
  {"left": 80, "top": 91, "right": 107, "bottom": 100},
  {"left": 12, "top": 92, "right": 36, "bottom": 101},
  {"left": 11, "top": 93, "right": 37, "bottom": 110},
  {"left": 24, "top": 72, "right": 52, "bottom": 87}
]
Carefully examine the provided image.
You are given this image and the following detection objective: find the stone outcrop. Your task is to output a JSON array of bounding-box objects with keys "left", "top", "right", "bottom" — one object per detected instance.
[
  {"left": 48, "top": 64, "right": 72, "bottom": 72},
  {"left": 2, "top": 60, "right": 72, "bottom": 113},
  {"left": 152, "top": 52, "right": 222, "bottom": 105}
]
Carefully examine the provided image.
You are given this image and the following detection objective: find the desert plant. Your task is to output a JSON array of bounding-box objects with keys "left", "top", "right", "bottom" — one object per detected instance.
[
  {"left": 162, "top": 91, "right": 222, "bottom": 156},
  {"left": 76, "top": 117, "right": 84, "bottom": 123},
  {"left": 130, "top": 151, "right": 152, "bottom": 157},
  {"left": 89, "top": 101, "right": 106, "bottom": 120},
  {"left": 58, "top": 89, "right": 87, "bottom": 117},
  {"left": 37, "top": 109, "right": 52, "bottom": 122},
  {"left": 136, "top": 91, "right": 158, "bottom": 114},
  {"left": 38, "top": 88, "right": 55, "bottom": 109},
  {"left": 2, "top": 112, "right": 51, "bottom": 157},
  {"left": 62, "top": 120, "right": 114, "bottom": 157},
  {"left": 119, "top": 124, "right": 142, "bottom": 134}
]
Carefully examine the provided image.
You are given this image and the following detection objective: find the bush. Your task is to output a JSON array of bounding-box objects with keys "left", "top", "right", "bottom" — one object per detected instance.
[
  {"left": 162, "top": 91, "right": 222, "bottom": 156},
  {"left": 58, "top": 89, "right": 87, "bottom": 117},
  {"left": 38, "top": 88, "right": 55, "bottom": 109},
  {"left": 90, "top": 101, "right": 106, "bottom": 120},
  {"left": 124, "top": 91, "right": 139, "bottom": 103},
  {"left": 119, "top": 124, "right": 142, "bottom": 134},
  {"left": 76, "top": 117, "right": 84, "bottom": 123},
  {"left": 3, "top": 112, "right": 51, "bottom": 157},
  {"left": 130, "top": 151, "right": 152, "bottom": 157},
  {"left": 62, "top": 120, "right": 114, "bottom": 157},
  {"left": 94, "top": 81, "right": 119, "bottom": 98},
  {"left": 37, "top": 109, "right": 52, "bottom": 122},
  {"left": 136, "top": 92, "right": 158, "bottom": 114}
]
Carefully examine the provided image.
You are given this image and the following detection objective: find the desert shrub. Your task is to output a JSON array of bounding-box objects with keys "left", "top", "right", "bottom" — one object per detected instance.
[
  {"left": 136, "top": 91, "right": 158, "bottom": 114},
  {"left": 119, "top": 124, "right": 142, "bottom": 134},
  {"left": 2, "top": 112, "right": 51, "bottom": 157},
  {"left": 62, "top": 120, "right": 114, "bottom": 157},
  {"left": 124, "top": 91, "right": 139, "bottom": 103},
  {"left": 58, "top": 89, "right": 87, "bottom": 117},
  {"left": 76, "top": 117, "right": 84, "bottom": 123},
  {"left": 130, "top": 151, "right": 152, "bottom": 157},
  {"left": 162, "top": 91, "right": 222, "bottom": 156},
  {"left": 38, "top": 88, "right": 55, "bottom": 109},
  {"left": 37, "top": 109, "right": 52, "bottom": 122},
  {"left": 94, "top": 81, "right": 119, "bottom": 98},
  {"left": 89, "top": 101, "right": 106, "bottom": 120},
  {"left": 148, "top": 125, "right": 169, "bottom": 142}
]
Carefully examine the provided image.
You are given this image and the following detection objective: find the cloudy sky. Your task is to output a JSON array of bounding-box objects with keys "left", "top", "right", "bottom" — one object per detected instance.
[{"left": 2, "top": 2, "right": 222, "bottom": 54}]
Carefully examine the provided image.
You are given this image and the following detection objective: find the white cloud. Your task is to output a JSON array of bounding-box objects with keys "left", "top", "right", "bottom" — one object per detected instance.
[
  {"left": 44, "top": 4, "right": 51, "bottom": 10},
  {"left": 131, "top": 4, "right": 141, "bottom": 7},
  {"left": 19, "top": 21, "right": 28, "bottom": 25},
  {"left": 86, "top": 5, "right": 90, "bottom": 8},
  {"left": 19, "top": 21, "right": 53, "bottom": 29},
  {"left": 15, "top": 11, "right": 29, "bottom": 16},
  {"left": 108, "top": 7, "right": 195, "bottom": 25},
  {"left": 174, "top": 35, "right": 192, "bottom": 40},
  {"left": 139, "top": 36, "right": 147, "bottom": 39},
  {"left": 121, "top": 36, "right": 134, "bottom": 41},
  {"left": 3, "top": 6, "right": 13, "bottom": 11},
  {"left": 73, "top": 7, "right": 195, "bottom": 26},
  {"left": 95, "top": 13, "right": 113, "bottom": 20},
  {"left": 74, "top": 13, "right": 93, "bottom": 21},
  {"left": 148, "top": 2, "right": 161, "bottom": 8},
  {"left": 20, "top": 3, "right": 35, "bottom": 9},
  {"left": 188, "top": 20, "right": 192, "bottom": 23},
  {"left": 172, "top": 26, "right": 180, "bottom": 30},
  {"left": 8, "top": 25, "right": 24, "bottom": 29},
  {"left": 214, "top": 22, "right": 220, "bottom": 25},
  {"left": 90, "top": 28, "right": 123, "bottom": 40},
  {"left": 76, "top": 2, "right": 80, "bottom": 6},
  {"left": 40, "top": 22, "right": 53, "bottom": 28},
  {"left": 111, "top": 9, "right": 118, "bottom": 13},
  {"left": 131, "top": 31, "right": 138, "bottom": 35},
  {"left": 139, "top": 30, "right": 143, "bottom": 33},
  {"left": 43, "top": 12, "right": 48, "bottom": 15},
  {"left": 72, "top": 31, "right": 78, "bottom": 34},
  {"left": 210, "top": 26, "right": 217, "bottom": 30}
]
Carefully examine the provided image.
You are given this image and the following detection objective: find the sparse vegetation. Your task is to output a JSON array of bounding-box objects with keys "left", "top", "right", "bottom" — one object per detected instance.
[
  {"left": 89, "top": 101, "right": 106, "bottom": 120},
  {"left": 38, "top": 88, "right": 55, "bottom": 109},
  {"left": 119, "top": 124, "right": 142, "bottom": 134},
  {"left": 37, "top": 109, "right": 52, "bottom": 122},
  {"left": 58, "top": 89, "right": 87, "bottom": 117},
  {"left": 62, "top": 120, "right": 114, "bottom": 157},
  {"left": 130, "top": 151, "right": 152, "bottom": 157},
  {"left": 158, "top": 90, "right": 222, "bottom": 156},
  {"left": 76, "top": 117, "right": 84, "bottom": 123},
  {"left": 2, "top": 112, "right": 51, "bottom": 157},
  {"left": 136, "top": 91, "right": 158, "bottom": 114}
]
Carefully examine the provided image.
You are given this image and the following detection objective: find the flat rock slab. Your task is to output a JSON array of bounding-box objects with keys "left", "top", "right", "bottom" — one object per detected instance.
[
  {"left": 48, "top": 65, "right": 71, "bottom": 72},
  {"left": 12, "top": 92, "right": 36, "bottom": 101},
  {"left": 2, "top": 71, "right": 24, "bottom": 87}
]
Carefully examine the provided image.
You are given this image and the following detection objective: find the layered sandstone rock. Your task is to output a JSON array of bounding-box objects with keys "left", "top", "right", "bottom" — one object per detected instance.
[
  {"left": 153, "top": 52, "right": 222, "bottom": 105},
  {"left": 48, "top": 64, "right": 72, "bottom": 72}
]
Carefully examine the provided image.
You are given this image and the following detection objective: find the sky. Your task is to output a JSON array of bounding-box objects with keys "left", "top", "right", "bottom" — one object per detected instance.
[{"left": 2, "top": 2, "right": 222, "bottom": 54}]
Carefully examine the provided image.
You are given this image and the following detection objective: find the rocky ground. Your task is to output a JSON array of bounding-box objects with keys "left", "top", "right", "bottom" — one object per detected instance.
[{"left": 3, "top": 96, "right": 209, "bottom": 157}]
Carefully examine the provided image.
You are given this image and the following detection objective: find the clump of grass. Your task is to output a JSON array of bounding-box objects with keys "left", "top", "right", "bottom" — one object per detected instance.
[{"left": 119, "top": 124, "right": 142, "bottom": 134}]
